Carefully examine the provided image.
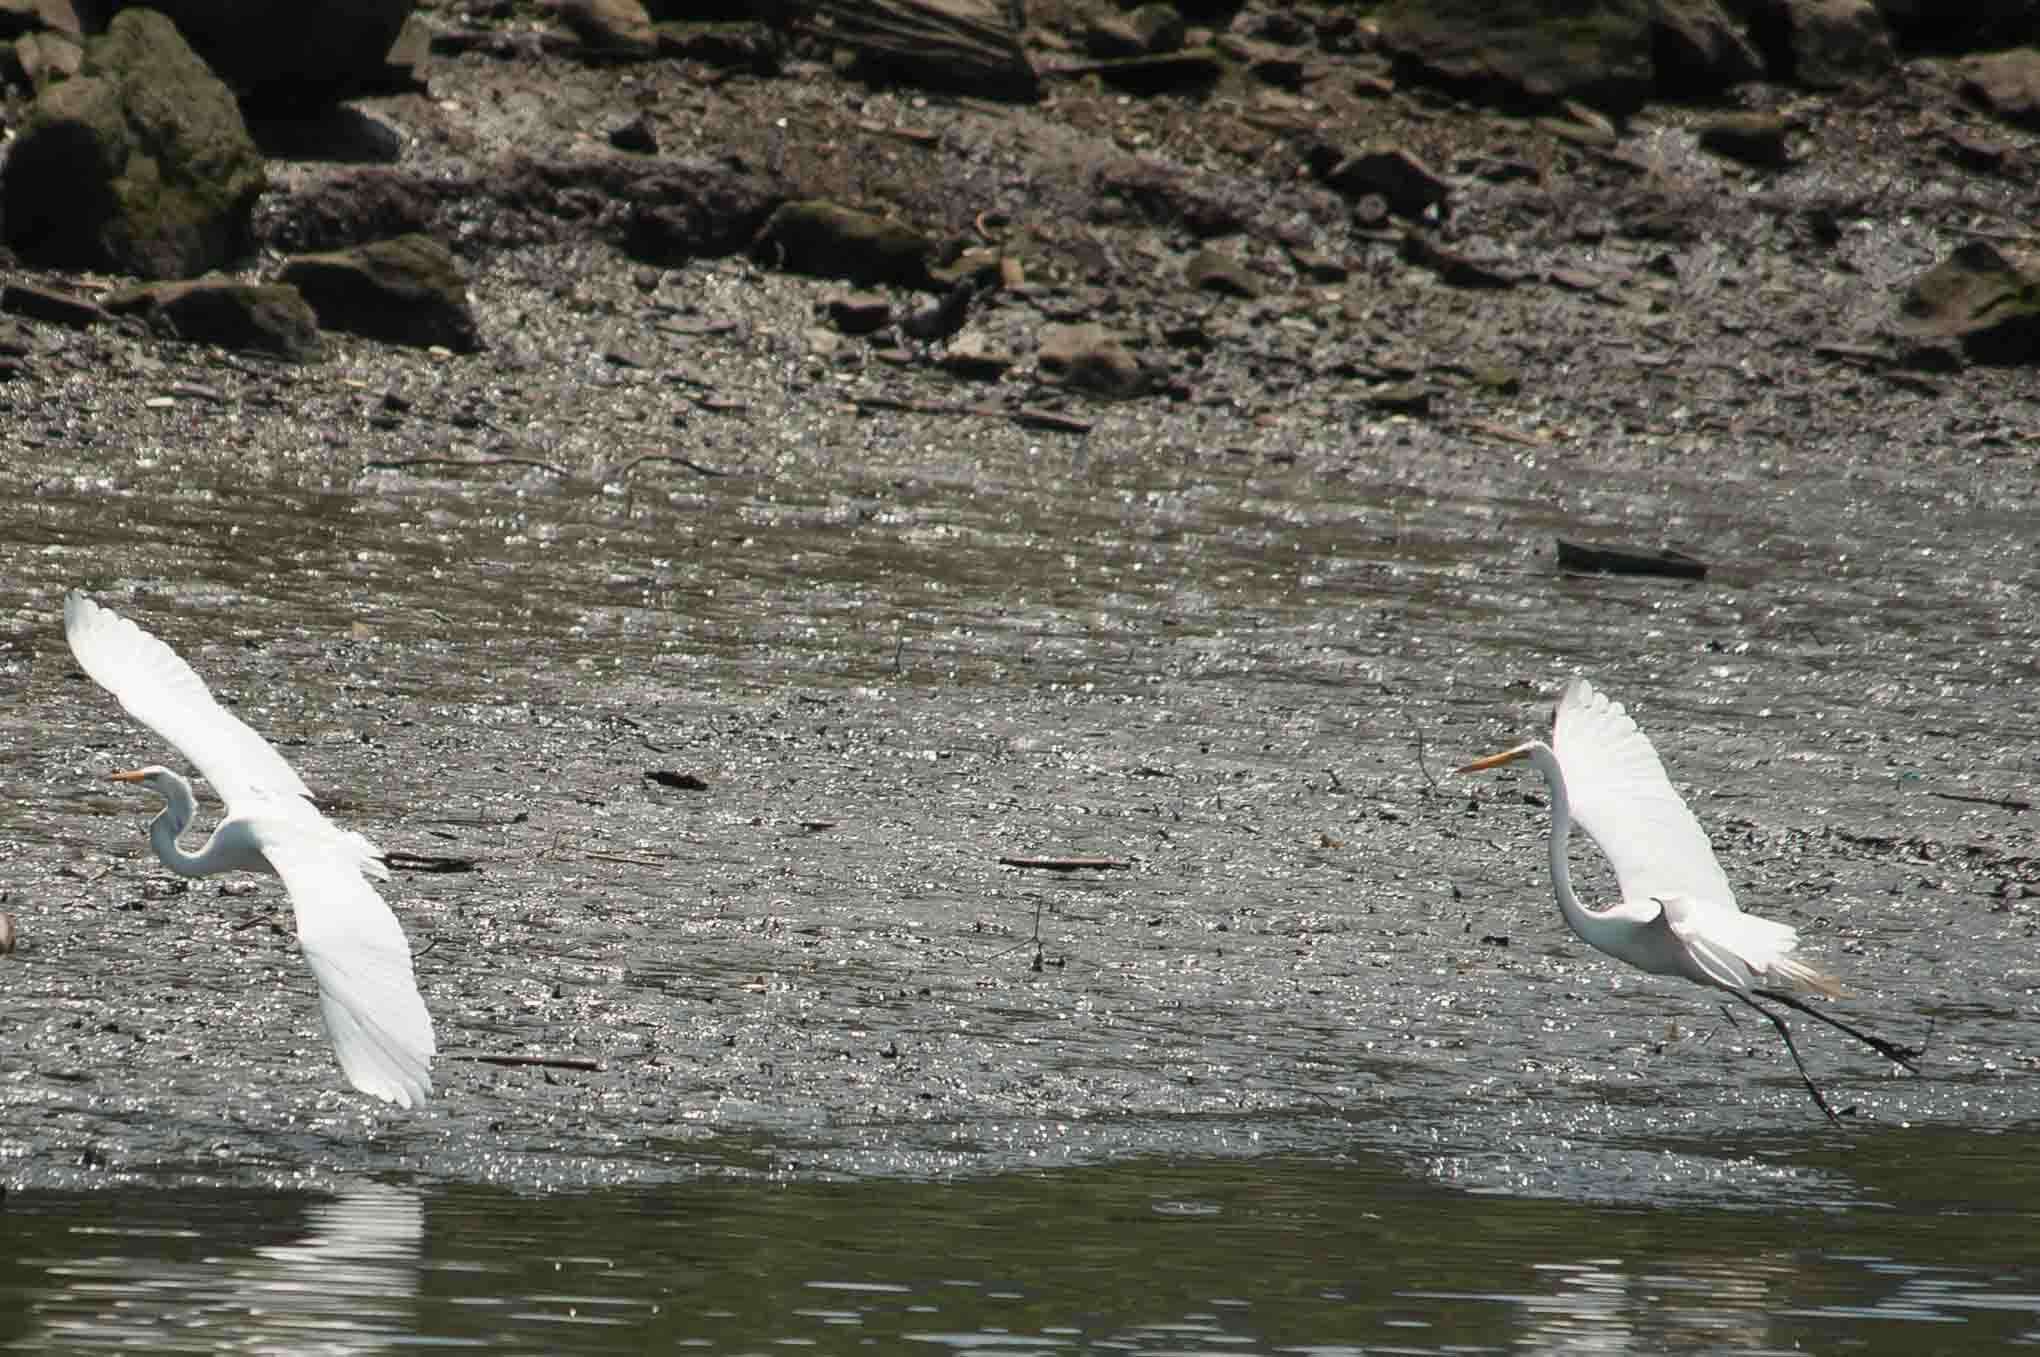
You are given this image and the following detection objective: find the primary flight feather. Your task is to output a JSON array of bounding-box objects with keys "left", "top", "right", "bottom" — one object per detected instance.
[{"left": 65, "top": 592, "right": 435, "bottom": 1108}]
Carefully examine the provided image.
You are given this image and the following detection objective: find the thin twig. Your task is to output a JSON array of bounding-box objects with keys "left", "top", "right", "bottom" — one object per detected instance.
[
  {"left": 584, "top": 849, "right": 674, "bottom": 867},
  {"left": 1414, "top": 727, "right": 1440, "bottom": 793},
  {"left": 615, "top": 452, "right": 735, "bottom": 478},
  {"left": 998, "top": 855, "right": 1130, "bottom": 872},
  {"left": 364, "top": 454, "right": 570, "bottom": 477}
]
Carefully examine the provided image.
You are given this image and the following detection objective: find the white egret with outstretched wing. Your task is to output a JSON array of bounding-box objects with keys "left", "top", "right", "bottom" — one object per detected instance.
[
  {"left": 66, "top": 591, "right": 435, "bottom": 1108},
  {"left": 1458, "top": 676, "right": 1920, "bottom": 1123}
]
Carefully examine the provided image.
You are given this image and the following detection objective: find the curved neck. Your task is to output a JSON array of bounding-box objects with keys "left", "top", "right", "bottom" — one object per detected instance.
[
  {"left": 147, "top": 775, "right": 216, "bottom": 877},
  {"left": 1525, "top": 743, "right": 1602, "bottom": 944}
]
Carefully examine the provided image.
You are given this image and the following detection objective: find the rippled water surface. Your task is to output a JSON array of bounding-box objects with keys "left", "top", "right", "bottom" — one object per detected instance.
[{"left": 8, "top": 1138, "right": 2040, "bottom": 1355}]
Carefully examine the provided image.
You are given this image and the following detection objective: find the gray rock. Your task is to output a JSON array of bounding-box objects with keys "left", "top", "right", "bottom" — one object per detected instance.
[
  {"left": 1087, "top": 3, "right": 1184, "bottom": 58},
  {"left": 546, "top": 0, "right": 658, "bottom": 59},
  {"left": 1959, "top": 48, "right": 2040, "bottom": 133},
  {"left": 1770, "top": 0, "right": 1893, "bottom": 90},
  {"left": 1185, "top": 248, "right": 1260, "bottom": 298},
  {"left": 1037, "top": 322, "right": 1152, "bottom": 399},
  {"left": 653, "top": 21, "right": 783, "bottom": 75},
  {"left": 1128, "top": 4, "right": 1186, "bottom": 54},
  {"left": 824, "top": 291, "right": 893, "bottom": 335},
  {"left": 0, "top": 9, "right": 265, "bottom": 279},
  {"left": 937, "top": 332, "right": 1011, "bottom": 380},
  {"left": 820, "top": 0, "right": 1037, "bottom": 101},
  {"left": 278, "top": 233, "right": 481, "bottom": 352},
  {"left": 609, "top": 111, "right": 659, "bottom": 153},
  {"left": 1375, "top": 0, "right": 1653, "bottom": 116},
  {"left": 1696, "top": 112, "right": 1791, "bottom": 168},
  {"left": 1650, "top": 0, "right": 1762, "bottom": 96},
  {"left": 113, "top": 0, "right": 420, "bottom": 110},
  {"left": 1896, "top": 240, "right": 2040, "bottom": 366},
  {"left": 12, "top": 29, "right": 81, "bottom": 90},
  {"left": 0, "top": 280, "right": 108, "bottom": 327},
  {"left": 102, "top": 277, "right": 323, "bottom": 361},
  {"left": 0, "top": 0, "right": 91, "bottom": 39},
  {"left": 1321, "top": 148, "right": 1450, "bottom": 221},
  {"left": 751, "top": 200, "right": 934, "bottom": 289}
]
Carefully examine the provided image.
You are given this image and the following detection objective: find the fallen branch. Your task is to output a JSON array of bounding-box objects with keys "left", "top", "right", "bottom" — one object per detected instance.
[
  {"left": 451, "top": 1052, "right": 605, "bottom": 1073},
  {"left": 999, "top": 855, "right": 1130, "bottom": 872},
  {"left": 364, "top": 453, "right": 570, "bottom": 477},
  {"left": 1929, "top": 789, "right": 2031, "bottom": 812}
]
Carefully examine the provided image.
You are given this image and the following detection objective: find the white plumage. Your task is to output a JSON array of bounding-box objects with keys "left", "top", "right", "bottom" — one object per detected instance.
[
  {"left": 66, "top": 592, "right": 435, "bottom": 1108},
  {"left": 1461, "top": 677, "right": 1918, "bottom": 1122}
]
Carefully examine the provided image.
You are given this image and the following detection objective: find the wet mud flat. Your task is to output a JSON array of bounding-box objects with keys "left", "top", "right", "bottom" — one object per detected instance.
[
  {"left": 2, "top": 316, "right": 2034, "bottom": 1200},
  {"left": 0, "top": 48, "right": 2037, "bottom": 1203}
]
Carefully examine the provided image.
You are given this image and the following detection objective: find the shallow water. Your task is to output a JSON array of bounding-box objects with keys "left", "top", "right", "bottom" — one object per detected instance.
[{"left": 8, "top": 1138, "right": 2040, "bottom": 1355}]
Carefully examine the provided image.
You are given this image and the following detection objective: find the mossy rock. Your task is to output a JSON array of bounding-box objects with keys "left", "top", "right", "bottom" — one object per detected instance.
[
  {"left": 1376, "top": 0, "right": 1654, "bottom": 116},
  {"left": 279, "top": 233, "right": 482, "bottom": 353},
  {"left": 0, "top": 8, "right": 265, "bottom": 278},
  {"left": 751, "top": 201, "right": 935, "bottom": 290}
]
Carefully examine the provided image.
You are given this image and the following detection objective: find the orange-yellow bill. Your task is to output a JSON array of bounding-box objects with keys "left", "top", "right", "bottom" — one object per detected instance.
[{"left": 1455, "top": 747, "right": 1531, "bottom": 775}]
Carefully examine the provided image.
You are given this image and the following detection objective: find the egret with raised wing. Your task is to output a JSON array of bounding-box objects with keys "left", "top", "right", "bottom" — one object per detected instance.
[
  {"left": 66, "top": 591, "right": 435, "bottom": 1108},
  {"left": 1458, "top": 676, "right": 1920, "bottom": 1123}
]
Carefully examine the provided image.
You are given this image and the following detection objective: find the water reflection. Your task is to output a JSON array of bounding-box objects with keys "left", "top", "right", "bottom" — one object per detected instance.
[
  {"left": 8, "top": 1183, "right": 423, "bottom": 1354},
  {"left": 5, "top": 1148, "right": 2040, "bottom": 1354}
]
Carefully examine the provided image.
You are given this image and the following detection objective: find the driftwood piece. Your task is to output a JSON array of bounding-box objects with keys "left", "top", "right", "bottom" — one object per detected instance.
[
  {"left": 385, "top": 851, "right": 480, "bottom": 873},
  {"left": 1929, "top": 789, "right": 2031, "bottom": 812},
  {"left": 999, "top": 855, "right": 1131, "bottom": 872},
  {"left": 451, "top": 1052, "right": 605, "bottom": 1072},
  {"left": 805, "top": 0, "right": 1038, "bottom": 101},
  {"left": 1556, "top": 537, "right": 1709, "bottom": 580}
]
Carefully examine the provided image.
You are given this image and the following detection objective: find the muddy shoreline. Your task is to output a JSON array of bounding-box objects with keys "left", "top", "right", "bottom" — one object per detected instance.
[{"left": 3, "top": 10, "right": 2038, "bottom": 1195}]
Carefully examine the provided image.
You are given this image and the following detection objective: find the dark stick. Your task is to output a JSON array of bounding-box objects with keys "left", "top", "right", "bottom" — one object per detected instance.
[
  {"left": 451, "top": 1053, "right": 605, "bottom": 1072},
  {"left": 1736, "top": 992, "right": 1842, "bottom": 1126},
  {"left": 1752, "top": 987, "right": 1928, "bottom": 1073}
]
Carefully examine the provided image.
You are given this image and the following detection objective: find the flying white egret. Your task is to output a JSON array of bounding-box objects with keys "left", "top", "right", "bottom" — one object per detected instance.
[
  {"left": 65, "top": 592, "right": 435, "bottom": 1108},
  {"left": 1457, "top": 676, "right": 1921, "bottom": 1123}
]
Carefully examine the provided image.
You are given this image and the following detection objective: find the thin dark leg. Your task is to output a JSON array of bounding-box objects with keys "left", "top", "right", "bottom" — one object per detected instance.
[
  {"left": 1735, "top": 992, "right": 1841, "bottom": 1126},
  {"left": 1752, "top": 988, "right": 1927, "bottom": 1074}
]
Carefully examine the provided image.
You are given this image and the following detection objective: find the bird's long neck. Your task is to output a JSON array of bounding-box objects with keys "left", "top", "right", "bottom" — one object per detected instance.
[
  {"left": 146, "top": 774, "right": 217, "bottom": 877},
  {"left": 1526, "top": 742, "right": 1605, "bottom": 946}
]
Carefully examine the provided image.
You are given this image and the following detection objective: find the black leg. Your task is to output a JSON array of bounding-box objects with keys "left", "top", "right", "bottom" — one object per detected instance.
[
  {"left": 1752, "top": 988, "right": 1927, "bottom": 1074},
  {"left": 1735, "top": 992, "right": 1842, "bottom": 1126}
]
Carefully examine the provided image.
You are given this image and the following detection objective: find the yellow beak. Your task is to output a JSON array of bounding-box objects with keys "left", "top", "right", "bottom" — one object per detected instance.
[{"left": 1455, "top": 747, "right": 1530, "bottom": 775}]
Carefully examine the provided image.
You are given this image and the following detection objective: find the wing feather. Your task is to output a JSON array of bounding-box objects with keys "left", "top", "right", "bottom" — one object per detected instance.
[
  {"left": 65, "top": 592, "right": 312, "bottom": 806},
  {"left": 256, "top": 823, "right": 436, "bottom": 1108},
  {"left": 1552, "top": 677, "right": 1738, "bottom": 911}
]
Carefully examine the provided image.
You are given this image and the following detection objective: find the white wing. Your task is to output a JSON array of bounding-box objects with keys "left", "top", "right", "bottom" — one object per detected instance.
[
  {"left": 64, "top": 591, "right": 313, "bottom": 804},
  {"left": 1551, "top": 677, "right": 1738, "bottom": 911},
  {"left": 68, "top": 592, "right": 430, "bottom": 1104},
  {"left": 254, "top": 818, "right": 436, "bottom": 1108}
]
